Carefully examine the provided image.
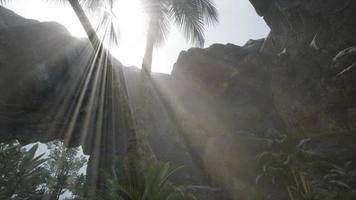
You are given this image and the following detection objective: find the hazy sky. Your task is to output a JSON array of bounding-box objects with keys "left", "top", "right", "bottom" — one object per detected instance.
[{"left": 5, "top": 0, "right": 269, "bottom": 73}]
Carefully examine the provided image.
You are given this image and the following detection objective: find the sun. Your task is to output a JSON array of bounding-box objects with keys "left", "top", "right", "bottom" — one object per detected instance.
[
  {"left": 108, "top": 0, "right": 147, "bottom": 69},
  {"left": 5, "top": 0, "right": 173, "bottom": 73},
  {"left": 110, "top": 0, "right": 173, "bottom": 74}
]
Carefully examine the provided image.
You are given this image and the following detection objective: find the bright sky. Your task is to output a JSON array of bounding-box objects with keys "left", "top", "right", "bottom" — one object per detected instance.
[{"left": 4, "top": 0, "right": 269, "bottom": 74}]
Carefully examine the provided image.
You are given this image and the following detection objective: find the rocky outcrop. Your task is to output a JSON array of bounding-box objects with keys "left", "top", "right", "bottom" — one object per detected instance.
[
  {"left": 169, "top": 1, "right": 356, "bottom": 198},
  {"left": 0, "top": 6, "right": 89, "bottom": 146},
  {"left": 0, "top": 6, "right": 226, "bottom": 199},
  {"left": 0, "top": 6, "right": 37, "bottom": 29},
  {"left": 246, "top": 0, "right": 356, "bottom": 136},
  {"left": 1, "top": 0, "right": 356, "bottom": 199},
  {"left": 249, "top": 0, "right": 356, "bottom": 57},
  {"left": 172, "top": 42, "right": 284, "bottom": 137},
  {"left": 170, "top": 41, "right": 283, "bottom": 199}
]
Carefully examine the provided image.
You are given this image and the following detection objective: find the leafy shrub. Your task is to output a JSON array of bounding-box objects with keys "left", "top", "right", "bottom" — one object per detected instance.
[
  {"left": 0, "top": 143, "right": 48, "bottom": 199},
  {"left": 255, "top": 135, "right": 356, "bottom": 200},
  {"left": 108, "top": 159, "right": 196, "bottom": 200}
]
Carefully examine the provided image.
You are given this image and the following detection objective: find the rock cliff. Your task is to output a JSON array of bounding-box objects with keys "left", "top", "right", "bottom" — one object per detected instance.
[
  {"left": 169, "top": 0, "right": 356, "bottom": 198},
  {"left": 0, "top": 5, "right": 226, "bottom": 199},
  {"left": 246, "top": 0, "right": 356, "bottom": 136},
  {"left": 0, "top": 6, "right": 90, "bottom": 145},
  {"left": 0, "top": 0, "right": 356, "bottom": 199}
]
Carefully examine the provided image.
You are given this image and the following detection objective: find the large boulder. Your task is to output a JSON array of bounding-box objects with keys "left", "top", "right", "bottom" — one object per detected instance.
[
  {"left": 0, "top": 6, "right": 90, "bottom": 145},
  {"left": 249, "top": 0, "right": 356, "bottom": 57},
  {"left": 246, "top": 0, "right": 356, "bottom": 136},
  {"left": 169, "top": 1, "right": 356, "bottom": 198},
  {"left": 0, "top": 6, "right": 228, "bottom": 199},
  {"left": 1, "top": 0, "right": 356, "bottom": 198},
  {"left": 170, "top": 41, "right": 285, "bottom": 199}
]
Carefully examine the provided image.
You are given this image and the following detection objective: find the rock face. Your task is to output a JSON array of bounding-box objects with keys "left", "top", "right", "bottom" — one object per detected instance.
[
  {"left": 0, "top": 6, "right": 37, "bottom": 28},
  {"left": 169, "top": 0, "right": 356, "bottom": 198},
  {"left": 170, "top": 42, "right": 284, "bottom": 199},
  {"left": 246, "top": 0, "right": 356, "bottom": 136},
  {"left": 250, "top": 0, "right": 356, "bottom": 57},
  {"left": 0, "top": 6, "right": 89, "bottom": 145},
  {"left": 1, "top": 1, "right": 356, "bottom": 199},
  {"left": 0, "top": 6, "right": 226, "bottom": 199},
  {"left": 172, "top": 42, "right": 284, "bottom": 137}
]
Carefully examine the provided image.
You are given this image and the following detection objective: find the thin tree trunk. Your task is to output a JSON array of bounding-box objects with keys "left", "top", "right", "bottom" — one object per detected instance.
[
  {"left": 67, "top": 0, "right": 137, "bottom": 156},
  {"left": 68, "top": 0, "right": 100, "bottom": 48},
  {"left": 141, "top": 19, "right": 155, "bottom": 75},
  {"left": 139, "top": 18, "right": 208, "bottom": 184},
  {"left": 67, "top": 0, "right": 139, "bottom": 194},
  {"left": 141, "top": 35, "right": 154, "bottom": 75},
  {"left": 49, "top": 184, "right": 62, "bottom": 200}
]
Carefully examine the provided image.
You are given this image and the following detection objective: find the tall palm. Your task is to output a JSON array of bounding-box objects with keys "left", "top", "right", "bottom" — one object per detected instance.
[
  {"left": 1, "top": 0, "right": 139, "bottom": 191},
  {"left": 141, "top": 0, "right": 218, "bottom": 74},
  {"left": 43, "top": 0, "right": 139, "bottom": 188}
]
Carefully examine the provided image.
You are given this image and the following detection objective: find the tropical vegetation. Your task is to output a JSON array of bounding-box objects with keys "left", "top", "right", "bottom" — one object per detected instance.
[
  {"left": 140, "top": 0, "right": 218, "bottom": 74},
  {"left": 0, "top": 141, "right": 87, "bottom": 200},
  {"left": 108, "top": 159, "right": 196, "bottom": 200},
  {"left": 0, "top": 143, "right": 48, "bottom": 200},
  {"left": 255, "top": 134, "right": 356, "bottom": 200}
]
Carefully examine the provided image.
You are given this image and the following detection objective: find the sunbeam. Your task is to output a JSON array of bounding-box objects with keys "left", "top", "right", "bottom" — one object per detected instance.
[
  {"left": 5, "top": 0, "right": 350, "bottom": 199},
  {"left": 109, "top": 0, "right": 147, "bottom": 69}
]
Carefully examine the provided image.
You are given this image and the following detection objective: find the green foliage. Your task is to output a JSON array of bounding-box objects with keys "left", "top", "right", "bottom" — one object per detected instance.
[
  {"left": 141, "top": 0, "right": 219, "bottom": 73},
  {"left": 256, "top": 135, "right": 319, "bottom": 187},
  {"left": 108, "top": 159, "right": 196, "bottom": 200},
  {"left": 286, "top": 171, "right": 327, "bottom": 200},
  {"left": 322, "top": 161, "right": 356, "bottom": 199},
  {"left": 45, "top": 141, "right": 87, "bottom": 200},
  {"left": 0, "top": 142, "right": 48, "bottom": 200},
  {"left": 0, "top": 141, "right": 88, "bottom": 200},
  {"left": 62, "top": 174, "right": 87, "bottom": 200},
  {"left": 324, "top": 161, "right": 356, "bottom": 192},
  {"left": 142, "top": 0, "right": 218, "bottom": 47},
  {"left": 256, "top": 135, "right": 356, "bottom": 200}
]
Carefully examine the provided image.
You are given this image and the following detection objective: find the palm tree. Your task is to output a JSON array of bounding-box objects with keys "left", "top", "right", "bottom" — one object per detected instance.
[
  {"left": 3, "top": 0, "right": 138, "bottom": 139},
  {"left": 141, "top": 0, "right": 218, "bottom": 74},
  {"left": 134, "top": 0, "right": 218, "bottom": 187},
  {"left": 67, "top": 0, "right": 102, "bottom": 47},
  {"left": 43, "top": 0, "right": 139, "bottom": 190},
  {"left": 1, "top": 0, "right": 139, "bottom": 192},
  {"left": 57, "top": 0, "right": 139, "bottom": 159}
]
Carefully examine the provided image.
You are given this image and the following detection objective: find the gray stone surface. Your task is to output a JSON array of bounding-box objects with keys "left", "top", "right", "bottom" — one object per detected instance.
[{"left": 1, "top": 0, "right": 356, "bottom": 198}]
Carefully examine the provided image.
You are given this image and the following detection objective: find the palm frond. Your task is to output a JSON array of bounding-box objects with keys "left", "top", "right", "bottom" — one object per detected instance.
[
  {"left": 142, "top": 0, "right": 218, "bottom": 47},
  {"left": 43, "top": 0, "right": 67, "bottom": 6},
  {"left": 95, "top": 8, "right": 120, "bottom": 46},
  {"left": 167, "top": 0, "right": 205, "bottom": 47},
  {"left": 194, "top": 0, "right": 218, "bottom": 25},
  {"left": 150, "top": 9, "right": 171, "bottom": 45},
  {"left": 0, "top": 0, "right": 11, "bottom": 5}
]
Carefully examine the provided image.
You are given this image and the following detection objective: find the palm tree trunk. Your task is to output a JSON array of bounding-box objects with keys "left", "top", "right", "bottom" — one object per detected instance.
[
  {"left": 141, "top": 19, "right": 155, "bottom": 75},
  {"left": 68, "top": 0, "right": 100, "bottom": 48},
  {"left": 68, "top": 0, "right": 137, "bottom": 154},
  {"left": 141, "top": 36, "right": 154, "bottom": 75},
  {"left": 67, "top": 0, "right": 138, "bottom": 193},
  {"left": 139, "top": 18, "right": 208, "bottom": 184}
]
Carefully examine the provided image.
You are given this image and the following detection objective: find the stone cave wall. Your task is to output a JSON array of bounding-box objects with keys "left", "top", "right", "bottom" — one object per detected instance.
[
  {"left": 168, "top": 0, "right": 356, "bottom": 198},
  {"left": 1, "top": 1, "right": 356, "bottom": 199}
]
